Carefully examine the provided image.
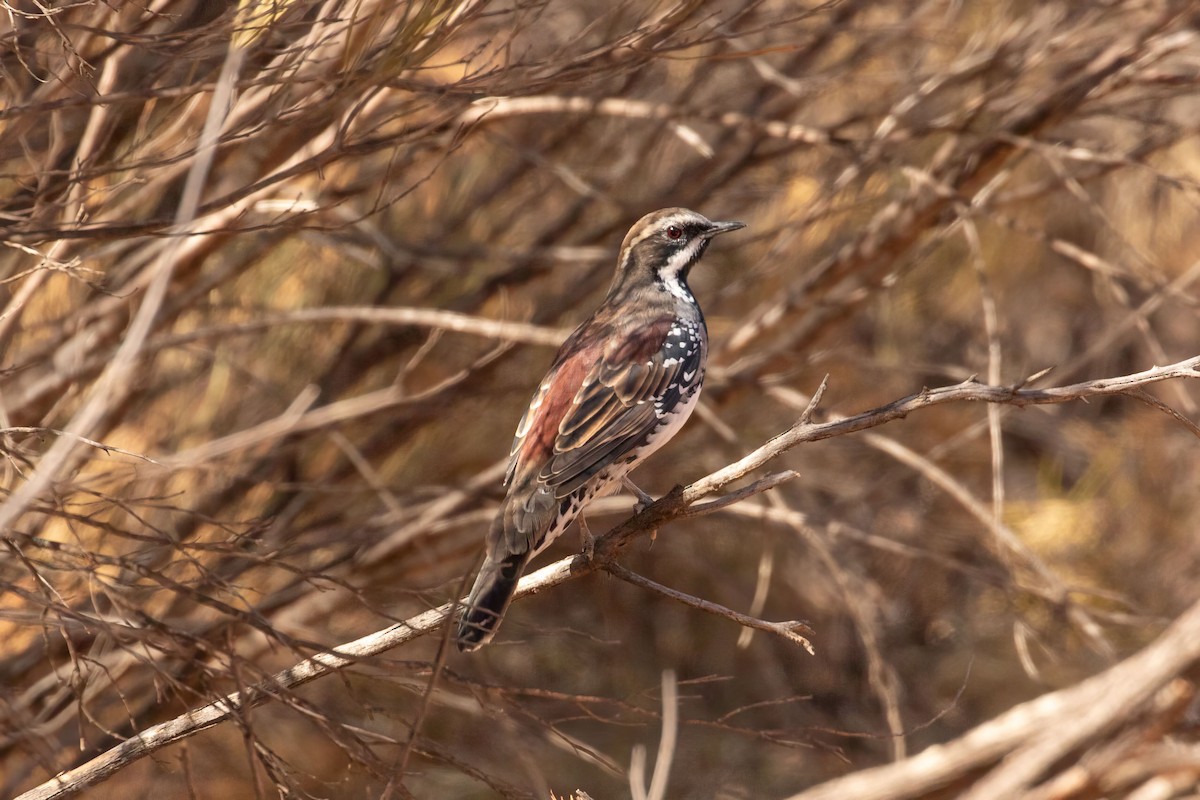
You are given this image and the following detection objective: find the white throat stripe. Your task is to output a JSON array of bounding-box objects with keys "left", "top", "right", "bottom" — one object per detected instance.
[{"left": 658, "top": 238, "right": 702, "bottom": 300}]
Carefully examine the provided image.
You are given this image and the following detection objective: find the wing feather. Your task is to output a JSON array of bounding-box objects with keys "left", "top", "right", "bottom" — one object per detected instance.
[
  {"left": 542, "top": 334, "right": 703, "bottom": 497},
  {"left": 505, "top": 375, "right": 551, "bottom": 487},
  {"left": 504, "top": 315, "right": 705, "bottom": 504}
]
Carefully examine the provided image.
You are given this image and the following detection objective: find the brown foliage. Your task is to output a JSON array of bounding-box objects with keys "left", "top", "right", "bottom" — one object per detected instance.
[{"left": 2, "top": 1, "right": 1199, "bottom": 798}]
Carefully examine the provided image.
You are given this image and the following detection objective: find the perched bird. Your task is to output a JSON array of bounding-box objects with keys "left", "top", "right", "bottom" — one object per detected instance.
[{"left": 456, "top": 208, "right": 745, "bottom": 651}]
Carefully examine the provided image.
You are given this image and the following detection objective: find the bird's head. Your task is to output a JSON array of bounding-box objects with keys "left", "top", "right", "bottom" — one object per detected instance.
[{"left": 611, "top": 208, "right": 745, "bottom": 302}]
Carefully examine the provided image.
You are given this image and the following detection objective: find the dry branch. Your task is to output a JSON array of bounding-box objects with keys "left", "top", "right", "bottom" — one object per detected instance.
[
  {"left": 606, "top": 563, "right": 815, "bottom": 653},
  {"left": 786, "top": 597, "right": 1200, "bottom": 800}
]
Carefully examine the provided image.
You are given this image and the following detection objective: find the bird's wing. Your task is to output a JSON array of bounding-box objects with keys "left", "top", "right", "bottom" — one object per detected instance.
[
  {"left": 504, "top": 374, "right": 551, "bottom": 487},
  {"left": 503, "top": 333, "right": 597, "bottom": 490},
  {"left": 539, "top": 322, "right": 704, "bottom": 497}
]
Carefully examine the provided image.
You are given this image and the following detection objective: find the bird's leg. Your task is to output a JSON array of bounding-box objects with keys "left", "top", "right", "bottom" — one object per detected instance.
[
  {"left": 623, "top": 477, "right": 659, "bottom": 544},
  {"left": 577, "top": 514, "right": 595, "bottom": 561},
  {"left": 623, "top": 476, "right": 656, "bottom": 513}
]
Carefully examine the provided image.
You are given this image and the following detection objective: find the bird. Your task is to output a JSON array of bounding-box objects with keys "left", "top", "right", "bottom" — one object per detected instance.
[{"left": 455, "top": 208, "right": 745, "bottom": 651}]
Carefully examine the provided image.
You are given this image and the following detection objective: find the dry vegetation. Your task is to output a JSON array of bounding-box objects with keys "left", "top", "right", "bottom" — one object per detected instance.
[{"left": 2, "top": 1, "right": 1200, "bottom": 798}]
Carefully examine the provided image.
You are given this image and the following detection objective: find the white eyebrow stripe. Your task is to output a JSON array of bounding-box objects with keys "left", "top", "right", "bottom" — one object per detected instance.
[{"left": 627, "top": 213, "right": 705, "bottom": 249}]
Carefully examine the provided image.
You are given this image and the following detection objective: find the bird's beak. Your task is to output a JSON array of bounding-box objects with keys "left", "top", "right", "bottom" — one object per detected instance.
[{"left": 703, "top": 220, "right": 746, "bottom": 238}]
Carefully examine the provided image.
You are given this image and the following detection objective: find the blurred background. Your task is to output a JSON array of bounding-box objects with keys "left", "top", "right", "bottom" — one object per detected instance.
[{"left": 2, "top": 1, "right": 1199, "bottom": 797}]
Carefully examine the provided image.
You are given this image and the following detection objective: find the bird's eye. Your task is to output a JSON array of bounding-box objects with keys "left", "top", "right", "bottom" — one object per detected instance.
[{"left": 666, "top": 225, "right": 683, "bottom": 240}]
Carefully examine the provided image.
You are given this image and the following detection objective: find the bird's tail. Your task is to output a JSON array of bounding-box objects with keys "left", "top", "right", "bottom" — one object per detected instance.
[{"left": 456, "top": 552, "right": 531, "bottom": 652}]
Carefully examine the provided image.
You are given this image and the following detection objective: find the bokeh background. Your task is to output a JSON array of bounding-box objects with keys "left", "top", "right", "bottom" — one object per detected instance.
[{"left": 2, "top": 1, "right": 1199, "bottom": 798}]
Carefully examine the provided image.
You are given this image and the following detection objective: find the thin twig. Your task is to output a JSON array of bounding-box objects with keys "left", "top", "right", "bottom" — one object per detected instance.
[
  {"left": 148, "top": 305, "right": 569, "bottom": 350},
  {"left": 1128, "top": 388, "right": 1200, "bottom": 439},
  {"left": 0, "top": 429, "right": 161, "bottom": 466},
  {"left": 677, "top": 471, "right": 799, "bottom": 517},
  {"left": 606, "top": 564, "right": 815, "bottom": 654},
  {"left": 648, "top": 670, "right": 679, "bottom": 800}
]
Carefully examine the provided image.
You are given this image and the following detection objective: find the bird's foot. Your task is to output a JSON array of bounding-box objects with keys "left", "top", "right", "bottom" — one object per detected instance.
[
  {"left": 623, "top": 477, "right": 656, "bottom": 514},
  {"left": 578, "top": 515, "right": 595, "bottom": 562},
  {"left": 622, "top": 477, "right": 659, "bottom": 545}
]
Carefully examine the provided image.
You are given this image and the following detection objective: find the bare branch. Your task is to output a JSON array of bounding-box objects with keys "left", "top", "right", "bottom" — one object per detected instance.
[
  {"left": 629, "top": 670, "right": 680, "bottom": 800},
  {"left": 687, "top": 355, "right": 1200, "bottom": 504},
  {"left": 606, "top": 564, "right": 815, "bottom": 654},
  {"left": 785, "top": 597, "right": 1200, "bottom": 800}
]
